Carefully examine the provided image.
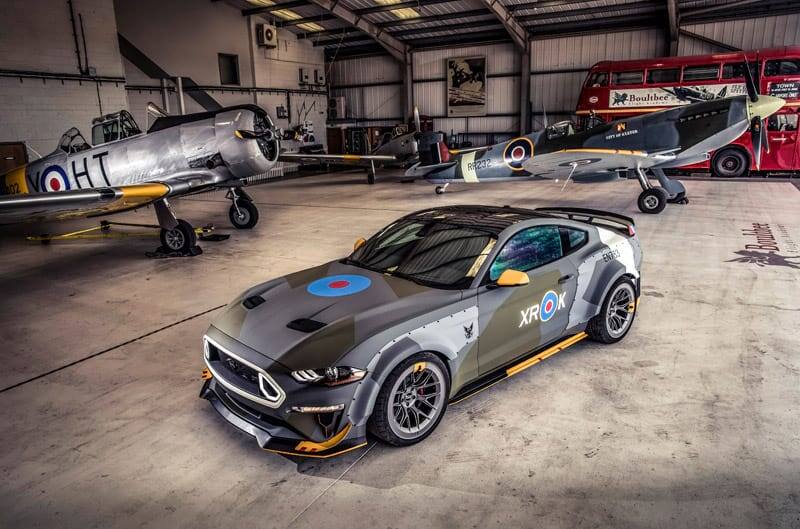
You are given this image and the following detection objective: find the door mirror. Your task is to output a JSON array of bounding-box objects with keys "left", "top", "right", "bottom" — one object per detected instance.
[
  {"left": 495, "top": 269, "right": 530, "bottom": 287},
  {"left": 353, "top": 237, "right": 366, "bottom": 251}
]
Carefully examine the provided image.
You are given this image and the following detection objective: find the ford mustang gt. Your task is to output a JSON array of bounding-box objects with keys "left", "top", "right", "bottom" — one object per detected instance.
[{"left": 200, "top": 205, "right": 642, "bottom": 457}]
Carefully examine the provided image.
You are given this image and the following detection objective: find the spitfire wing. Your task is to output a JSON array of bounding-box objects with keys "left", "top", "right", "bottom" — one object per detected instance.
[
  {"left": 278, "top": 153, "right": 397, "bottom": 164},
  {"left": 522, "top": 148, "right": 676, "bottom": 179},
  {"left": 0, "top": 171, "right": 224, "bottom": 224}
]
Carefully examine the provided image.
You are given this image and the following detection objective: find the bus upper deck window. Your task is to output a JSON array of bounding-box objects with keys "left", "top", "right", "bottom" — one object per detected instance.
[
  {"left": 722, "top": 61, "right": 760, "bottom": 80},
  {"left": 683, "top": 64, "right": 720, "bottom": 81},
  {"left": 586, "top": 72, "right": 608, "bottom": 87},
  {"left": 647, "top": 68, "right": 680, "bottom": 84},
  {"left": 612, "top": 71, "right": 643, "bottom": 85},
  {"left": 765, "top": 59, "right": 800, "bottom": 76}
]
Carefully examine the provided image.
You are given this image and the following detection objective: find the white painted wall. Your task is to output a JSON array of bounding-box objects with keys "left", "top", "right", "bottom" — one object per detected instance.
[
  {"left": 115, "top": 0, "right": 328, "bottom": 154},
  {"left": 0, "top": 0, "right": 128, "bottom": 155}
]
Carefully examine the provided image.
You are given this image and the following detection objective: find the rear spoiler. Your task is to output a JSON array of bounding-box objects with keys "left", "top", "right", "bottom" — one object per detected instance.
[{"left": 535, "top": 207, "right": 636, "bottom": 236}]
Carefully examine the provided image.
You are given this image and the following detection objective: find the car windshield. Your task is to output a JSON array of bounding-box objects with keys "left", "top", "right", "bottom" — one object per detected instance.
[{"left": 345, "top": 219, "right": 496, "bottom": 289}]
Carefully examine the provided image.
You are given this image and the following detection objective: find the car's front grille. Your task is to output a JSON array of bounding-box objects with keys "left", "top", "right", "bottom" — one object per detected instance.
[
  {"left": 220, "top": 351, "right": 259, "bottom": 385},
  {"left": 204, "top": 337, "right": 285, "bottom": 408}
]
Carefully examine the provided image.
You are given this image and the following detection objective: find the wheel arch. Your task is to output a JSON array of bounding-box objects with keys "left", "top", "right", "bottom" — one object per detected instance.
[{"left": 349, "top": 339, "right": 455, "bottom": 428}]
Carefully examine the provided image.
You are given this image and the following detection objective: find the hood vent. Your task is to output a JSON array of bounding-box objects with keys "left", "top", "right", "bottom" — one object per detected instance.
[
  {"left": 287, "top": 318, "right": 327, "bottom": 333},
  {"left": 242, "top": 295, "right": 266, "bottom": 309}
]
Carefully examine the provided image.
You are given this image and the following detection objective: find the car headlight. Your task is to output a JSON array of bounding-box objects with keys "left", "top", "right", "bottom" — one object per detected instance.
[{"left": 291, "top": 367, "right": 367, "bottom": 386}]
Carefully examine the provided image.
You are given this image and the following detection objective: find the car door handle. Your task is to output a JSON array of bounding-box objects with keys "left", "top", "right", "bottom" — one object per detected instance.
[{"left": 558, "top": 274, "right": 574, "bottom": 284}]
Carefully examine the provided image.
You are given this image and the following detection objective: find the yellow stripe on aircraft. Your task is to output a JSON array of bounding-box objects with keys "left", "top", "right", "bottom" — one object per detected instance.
[
  {"left": 557, "top": 148, "right": 648, "bottom": 157},
  {"left": 1, "top": 165, "right": 29, "bottom": 195},
  {"left": 461, "top": 151, "right": 480, "bottom": 182}
]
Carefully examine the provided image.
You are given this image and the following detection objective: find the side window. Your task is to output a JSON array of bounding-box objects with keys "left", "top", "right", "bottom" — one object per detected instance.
[
  {"left": 560, "top": 227, "right": 588, "bottom": 253},
  {"left": 767, "top": 114, "right": 798, "bottom": 132},
  {"left": 722, "top": 62, "right": 759, "bottom": 79},
  {"left": 647, "top": 68, "right": 680, "bottom": 84},
  {"left": 612, "top": 71, "right": 643, "bottom": 86},
  {"left": 586, "top": 72, "right": 608, "bottom": 87},
  {"left": 765, "top": 59, "right": 800, "bottom": 77},
  {"left": 489, "top": 226, "right": 563, "bottom": 281},
  {"left": 683, "top": 64, "right": 720, "bottom": 81}
]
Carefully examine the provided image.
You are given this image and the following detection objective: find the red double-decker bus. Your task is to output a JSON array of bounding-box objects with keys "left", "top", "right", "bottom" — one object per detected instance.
[{"left": 576, "top": 47, "right": 800, "bottom": 177}]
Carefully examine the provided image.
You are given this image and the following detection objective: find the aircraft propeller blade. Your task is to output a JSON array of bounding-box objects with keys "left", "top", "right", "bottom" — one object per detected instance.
[
  {"left": 750, "top": 116, "right": 764, "bottom": 171},
  {"left": 743, "top": 57, "right": 759, "bottom": 102},
  {"left": 235, "top": 129, "right": 274, "bottom": 140},
  {"left": 413, "top": 106, "right": 421, "bottom": 133},
  {"left": 743, "top": 56, "right": 771, "bottom": 170}
]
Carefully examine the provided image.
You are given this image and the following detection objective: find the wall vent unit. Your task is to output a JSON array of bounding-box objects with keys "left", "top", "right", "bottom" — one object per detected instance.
[
  {"left": 328, "top": 97, "right": 346, "bottom": 120},
  {"left": 299, "top": 68, "right": 310, "bottom": 85},
  {"left": 256, "top": 24, "right": 278, "bottom": 48},
  {"left": 314, "top": 69, "right": 326, "bottom": 86}
]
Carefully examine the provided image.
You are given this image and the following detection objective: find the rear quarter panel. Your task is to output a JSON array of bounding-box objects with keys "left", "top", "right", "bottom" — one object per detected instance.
[{"left": 567, "top": 225, "right": 641, "bottom": 328}]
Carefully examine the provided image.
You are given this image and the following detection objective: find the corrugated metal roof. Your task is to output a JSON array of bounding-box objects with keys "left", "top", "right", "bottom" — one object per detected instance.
[{"left": 225, "top": 0, "right": 800, "bottom": 58}]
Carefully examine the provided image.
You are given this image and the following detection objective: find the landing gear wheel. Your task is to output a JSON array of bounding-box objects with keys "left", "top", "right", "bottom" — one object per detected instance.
[
  {"left": 435, "top": 186, "right": 446, "bottom": 195},
  {"left": 228, "top": 199, "right": 259, "bottom": 229},
  {"left": 369, "top": 352, "right": 450, "bottom": 446},
  {"left": 587, "top": 277, "right": 637, "bottom": 344},
  {"left": 159, "top": 219, "right": 196, "bottom": 254},
  {"left": 711, "top": 148, "right": 750, "bottom": 178},
  {"left": 367, "top": 172, "right": 375, "bottom": 185},
  {"left": 637, "top": 188, "right": 668, "bottom": 214},
  {"left": 667, "top": 191, "right": 689, "bottom": 204}
]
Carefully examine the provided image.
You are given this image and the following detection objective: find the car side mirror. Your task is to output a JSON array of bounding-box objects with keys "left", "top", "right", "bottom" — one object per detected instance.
[
  {"left": 495, "top": 269, "right": 530, "bottom": 287},
  {"left": 353, "top": 237, "right": 366, "bottom": 251}
]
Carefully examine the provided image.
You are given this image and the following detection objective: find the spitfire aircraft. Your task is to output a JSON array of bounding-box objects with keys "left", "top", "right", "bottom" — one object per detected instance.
[
  {"left": 407, "top": 65, "right": 785, "bottom": 214},
  {"left": 0, "top": 105, "right": 395, "bottom": 252}
]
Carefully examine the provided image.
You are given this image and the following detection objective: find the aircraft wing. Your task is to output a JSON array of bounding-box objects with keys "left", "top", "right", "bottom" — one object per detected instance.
[
  {"left": 0, "top": 171, "right": 224, "bottom": 225},
  {"left": 522, "top": 148, "right": 676, "bottom": 179},
  {"left": 278, "top": 153, "right": 397, "bottom": 164}
]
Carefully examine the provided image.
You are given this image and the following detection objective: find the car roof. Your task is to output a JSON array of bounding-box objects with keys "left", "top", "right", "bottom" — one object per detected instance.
[{"left": 406, "top": 205, "right": 550, "bottom": 236}]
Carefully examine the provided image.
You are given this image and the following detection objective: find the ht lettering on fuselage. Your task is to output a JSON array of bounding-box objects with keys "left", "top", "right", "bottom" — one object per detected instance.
[
  {"left": 31, "top": 151, "right": 111, "bottom": 193},
  {"left": 519, "top": 290, "right": 566, "bottom": 327}
]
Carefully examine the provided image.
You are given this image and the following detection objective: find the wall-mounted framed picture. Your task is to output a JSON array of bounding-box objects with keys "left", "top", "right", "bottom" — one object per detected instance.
[{"left": 446, "top": 56, "right": 487, "bottom": 117}]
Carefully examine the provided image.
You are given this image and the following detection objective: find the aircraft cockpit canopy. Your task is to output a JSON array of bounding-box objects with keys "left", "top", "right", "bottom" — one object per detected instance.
[
  {"left": 546, "top": 120, "right": 576, "bottom": 140},
  {"left": 58, "top": 127, "right": 91, "bottom": 154},
  {"left": 91, "top": 110, "right": 142, "bottom": 146}
]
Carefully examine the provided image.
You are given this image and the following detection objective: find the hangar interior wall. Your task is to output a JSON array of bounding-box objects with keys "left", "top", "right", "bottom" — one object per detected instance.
[
  {"left": 0, "top": 0, "right": 128, "bottom": 156},
  {"left": 329, "top": 13, "right": 800, "bottom": 144},
  {"left": 116, "top": 0, "right": 328, "bottom": 173}
]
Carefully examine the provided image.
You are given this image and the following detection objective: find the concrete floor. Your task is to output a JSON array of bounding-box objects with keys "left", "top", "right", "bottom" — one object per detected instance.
[{"left": 1, "top": 172, "right": 799, "bottom": 528}]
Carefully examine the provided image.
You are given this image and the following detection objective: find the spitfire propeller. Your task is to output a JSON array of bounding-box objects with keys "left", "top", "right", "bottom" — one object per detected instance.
[
  {"left": 235, "top": 129, "right": 275, "bottom": 141},
  {"left": 742, "top": 58, "right": 784, "bottom": 171}
]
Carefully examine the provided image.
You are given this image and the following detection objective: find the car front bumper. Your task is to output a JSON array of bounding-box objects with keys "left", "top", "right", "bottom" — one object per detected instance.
[
  {"left": 200, "top": 377, "right": 368, "bottom": 458},
  {"left": 199, "top": 328, "right": 369, "bottom": 458}
]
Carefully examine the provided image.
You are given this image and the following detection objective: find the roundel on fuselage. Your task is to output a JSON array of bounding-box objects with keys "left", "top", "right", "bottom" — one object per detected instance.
[
  {"left": 40, "top": 165, "right": 71, "bottom": 192},
  {"left": 503, "top": 137, "right": 534, "bottom": 171}
]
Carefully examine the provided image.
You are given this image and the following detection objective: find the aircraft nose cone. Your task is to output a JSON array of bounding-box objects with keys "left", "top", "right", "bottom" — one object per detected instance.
[{"left": 748, "top": 95, "right": 785, "bottom": 119}]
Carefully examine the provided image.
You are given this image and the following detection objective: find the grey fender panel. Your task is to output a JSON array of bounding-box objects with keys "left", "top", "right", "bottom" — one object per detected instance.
[{"left": 352, "top": 305, "right": 479, "bottom": 423}]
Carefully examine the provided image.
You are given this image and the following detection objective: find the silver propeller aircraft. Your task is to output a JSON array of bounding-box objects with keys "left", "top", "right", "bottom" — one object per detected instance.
[
  {"left": 0, "top": 105, "right": 395, "bottom": 252},
  {"left": 407, "top": 64, "right": 784, "bottom": 214}
]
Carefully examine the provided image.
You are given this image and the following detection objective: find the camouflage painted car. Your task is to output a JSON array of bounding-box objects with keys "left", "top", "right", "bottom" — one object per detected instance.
[{"left": 200, "top": 205, "right": 642, "bottom": 457}]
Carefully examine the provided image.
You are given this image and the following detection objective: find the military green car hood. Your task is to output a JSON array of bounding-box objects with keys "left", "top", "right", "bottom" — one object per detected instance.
[{"left": 210, "top": 260, "right": 462, "bottom": 371}]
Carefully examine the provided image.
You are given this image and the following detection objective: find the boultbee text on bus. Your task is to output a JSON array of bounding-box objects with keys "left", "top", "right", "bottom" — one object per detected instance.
[{"left": 576, "top": 47, "right": 800, "bottom": 177}]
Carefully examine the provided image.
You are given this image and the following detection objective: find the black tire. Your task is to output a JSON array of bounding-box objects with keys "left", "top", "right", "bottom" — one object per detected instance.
[
  {"left": 369, "top": 352, "right": 450, "bottom": 447},
  {"left": 435, "top": 186, "right": 445, "bottom": 195},
  {"left": 586, "top": 277, "right": 637, "bottom": 344},
  {"left": 637, "top": 187, "right": 668, "bottom": 214},
  {"left": 711, "top": 147, "right": 750, "bottom": 178},
  {"left": 367, "top": 172, "right": 375, "bottom": 185},
  {"left": 159, "top": 219, "right": 196, "bottom": 253},
  {"left": 228, "top": 199, "right": 259, "bottom": 229}
]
